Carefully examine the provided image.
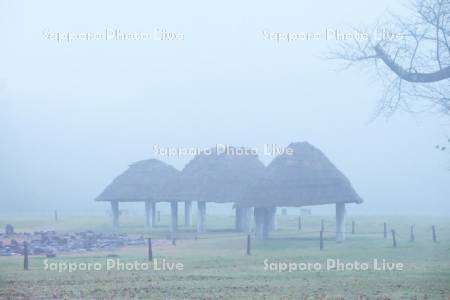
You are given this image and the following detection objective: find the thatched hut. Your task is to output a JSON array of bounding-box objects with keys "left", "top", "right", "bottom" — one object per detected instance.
[
  {"left": 242, "top": 142, "right": 363, "bottom": 241},
  {"left": 164, "top": 146, "right": 266, "bottom": 233},
  {"left": 96, "top": 159, "right": 180, "bottom": 229}
]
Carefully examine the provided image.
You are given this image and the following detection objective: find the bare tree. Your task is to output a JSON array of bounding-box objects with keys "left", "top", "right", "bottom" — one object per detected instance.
[{"left": 332, "top": 0, "right": 450, "bottom": 117}]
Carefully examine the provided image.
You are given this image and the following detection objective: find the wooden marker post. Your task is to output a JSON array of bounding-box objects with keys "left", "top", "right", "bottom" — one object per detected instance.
[
  {"left": 246, "top": 234, "right": 251, "bottom": 256},
  {"left": 148, "top": 238, "right": 153, "bottom": 261},
  {"left": 352, "top": 221, "right": 355, "bottom": 234},
  {"left": 410, "top": 225, "right": 415, "bottom": 242},
  {"left": 54, "top": 210, "right": 58, "bottom": 222},
  {"left": 383, "top": 222, "right": 387, "bottom": 238},
  {"left": 298, "top": 216, "right": 302, "bottom": 230},
  {"left": 23, "top": 242, "right": 29, "bottom": 271},
  {"left": 319, "top": 231, "right": 324, "bottom": 250},
  {"left": 321, "top": 219, "right": 324, "bottom": 231},
  {"left": 432, "top": 225, "right": 437, "bottom": 242},
  {"left": 391, "top": 230, "right": 397, "bottom": 248}
]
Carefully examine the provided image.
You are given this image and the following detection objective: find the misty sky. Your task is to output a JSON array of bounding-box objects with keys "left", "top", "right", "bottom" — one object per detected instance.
[{"left": 1, "top": 0, "right": 449, "bottom": 215}]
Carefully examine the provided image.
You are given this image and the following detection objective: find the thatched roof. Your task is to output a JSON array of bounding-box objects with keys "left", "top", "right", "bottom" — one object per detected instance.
[
  {"left": 163, "top": 147, "right": 266, "bottom": 203},
  {"left": 241, "top": 142, "right": 363, "bottom": 207},
  {"left": 96, "top": 159, "right": 180, "bottom": 202}
]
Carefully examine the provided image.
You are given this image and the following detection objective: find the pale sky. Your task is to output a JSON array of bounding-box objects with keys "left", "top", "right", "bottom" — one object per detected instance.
[{"left": 1, "top": 0, "right": 449, "bottom": 215}]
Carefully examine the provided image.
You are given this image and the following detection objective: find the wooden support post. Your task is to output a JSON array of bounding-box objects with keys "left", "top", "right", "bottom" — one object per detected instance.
[
  {"left": 145, "top": 201, "right": 153, "bottom": 228},
  {"left": 111, "top": 200, "right": 119, "bottom": 229},
  {"left": 321, "top": 219, "right": 324, "bottom": 231},
  {"left": 242, "top": 207, "right": 252, "bottom": 233},
  {"left": 383, "top": 222, "right": 387, "bottom": 238},
  {"left": 23, "top": 241, "right": 29, "bottom": 271},
  {"left": 170, "top": 201, "right": 178, "bottom": 233},
  {"left": 184, "top": 201, "right": 192, "bottom": 227},
  {"left": 151, "top": 203, "right": 156, "bottom": 226},
  {"left": 298, "top": 216, "right": 302, "bottom": 230},
  {"left": 268, "top": 207, "right": 277, "bottom": 231},
  {"left": 235, "top": 206, "right": 243, "bottom": 231},
  {"left": 352, "top": 221, "right": 355, "bottom": 234},
  {"left": 391, "top": 229, "right": 397, "bottom": 248},
  {"left": 246, "top": 234, "right": 251, "bottom": 256},
  {"left": 54, "top": 210, "right": 58, "bottom": 222},
  {"left": 262, "top": 208, "right": 270, "bottom": 240},
  {"left": 319, "top": 230, "right": 324, "bottom": 250},
  {"left": 410, "top": 225, "right": 415, "bottom": 242},
  {"left": 197, "top": 201, "right": 206, "bottom": 233},
  {"left": 432, "top": 225, "right": 437, "bottom": 242},
  {"left": 335, "top": 203, "right": 346, "bottom": 242},
  {"left": 254, "top": 207, "right": 265, "bottom": 240},
  {"left": 147, "top": 238, "right": 153, "bottom": 261}
]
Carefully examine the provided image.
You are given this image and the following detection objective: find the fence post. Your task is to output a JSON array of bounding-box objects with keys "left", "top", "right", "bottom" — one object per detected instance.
[
  {"left": 148, "top": 238, "right": 153, "bottom": 261},
  {"left": 409, "top": 225, "right": 415, "bottom": 242},
  {"left": 54, "top": 210, "right": 58, "bottom": 222},
  {"left": 352, "top": 221, "right": 355, "bottom": 234},
  {"left": 246, "top": 234, "right": 251, "bottom": 255},
  {"left": 391, "top": 229, "right": 397, "bottom": 248},
  {"left": 383, "top": 222, "right": 387, "bottom": 238},
  {"left": 298, "top": 216, "right": 302, "bottom": 230},
  {"left": 23, "top": 241, "right": 29, "bottom": 271},
  {"left": 319, "top": 230, "right": 324, "bottom": 250},
  {"left": 432, "top": 225, "right": 437, "bottom": 242},
  {"left": 321, "top": 219, "right": 324, "bottom": 231}
]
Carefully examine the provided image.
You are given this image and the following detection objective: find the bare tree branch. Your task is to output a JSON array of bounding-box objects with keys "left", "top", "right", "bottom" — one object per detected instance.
[
  {"left": 331, "top": 0, "right": 450, "bottom": 118},
  {"left": 374, "top": 44, "right": 450, "bottom": 82}
]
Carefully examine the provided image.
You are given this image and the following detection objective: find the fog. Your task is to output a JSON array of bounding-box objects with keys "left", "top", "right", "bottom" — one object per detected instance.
[{"left": 1, "top": 0, "right": 449, "bottom": 215}]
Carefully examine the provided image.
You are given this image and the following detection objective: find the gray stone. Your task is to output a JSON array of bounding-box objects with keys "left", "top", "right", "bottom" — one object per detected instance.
[{"left": 5, "top": 224, "right": 14, "bottom": 235}]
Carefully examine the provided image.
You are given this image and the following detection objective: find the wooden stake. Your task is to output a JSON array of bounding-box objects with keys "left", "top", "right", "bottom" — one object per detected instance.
[
  {"left": 246, "top": 234, "right": 251, "bottom": 256},
  {"left": 409, "top": 225, "right": 415, "bottom": 242},
  {"left": 383, "top": 222, "right": 387, "bottom": 238},
  {"left": 147, "top": 238, "right": 153, "bottom": 261},
  {"left": 321, "top": 219, "right": 324, "bottom": 231},
  {"left": 432, "top": 225, "right": 437, "bottom": 242},
  {"left": 23, "top": 242, "right": 29, "bottom": 271},
  {"left": 298, "top": 216, "right": 302, "bottom": 230},
  {"left": 391, "top": 229, "right": 397, "bottom": 248},
  {"left": 54, "top": 210, "right": 58, "bottom": 222},
  {"left": 352, "top": 220, "right": 355, "bottom": 234},
  {"left": 319, "top": 230, "right": 324, "bottom": 250}
]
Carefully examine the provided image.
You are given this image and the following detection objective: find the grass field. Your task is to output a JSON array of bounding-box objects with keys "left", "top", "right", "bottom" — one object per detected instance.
[{"left": 0, "top": 214, "right": 449, "bottom": 299}]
